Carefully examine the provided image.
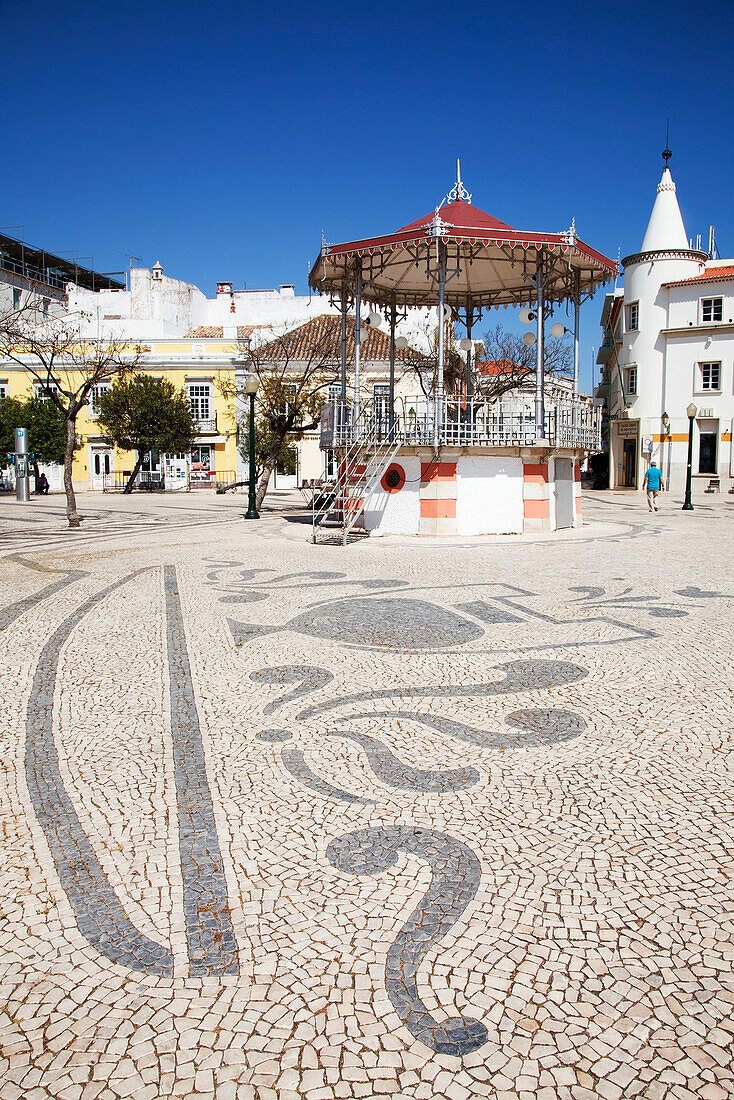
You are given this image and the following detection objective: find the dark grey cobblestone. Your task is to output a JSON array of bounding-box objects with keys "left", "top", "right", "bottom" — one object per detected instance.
[
  {"left": 25, "top": 572, "right": 175, "bottom": 974},
  {"left": 328, "top": 826, "right": 487, "bottom": 1055},
  {"left": 164, "top": 565, "right": 239, "bottom": 976}
]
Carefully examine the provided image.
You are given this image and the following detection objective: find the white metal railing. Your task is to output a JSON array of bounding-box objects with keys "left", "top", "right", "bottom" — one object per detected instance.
[
  {"left": 320, "top": 395, "right": 601, "bottom": 452},
  {"left": 194, "top": 416, "right": 217, "bottom": 433}
]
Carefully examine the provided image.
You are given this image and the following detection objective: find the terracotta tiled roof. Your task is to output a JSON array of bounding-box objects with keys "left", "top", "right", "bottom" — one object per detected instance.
[
  {"left": 662, "top": 264, "right": 734, "bottom": 289},
  {"left": 250, "top": 314, "right": 428, "bottom": 362},
  {"left": 185, "top": 325, "right": 264, "bottom": 338},
  {"left": 477, "top": 359, "right": 527, "bottom": 376}
]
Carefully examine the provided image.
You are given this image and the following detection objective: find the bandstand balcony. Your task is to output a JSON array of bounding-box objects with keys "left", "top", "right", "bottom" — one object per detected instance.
[{"left": 321, "top": 395, "right": 601, "bottom": 453}]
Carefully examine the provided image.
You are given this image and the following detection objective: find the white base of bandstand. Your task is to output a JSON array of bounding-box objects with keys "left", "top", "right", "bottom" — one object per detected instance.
[{"left": 353, "top": 446, "right": 583, "bottom": 537}]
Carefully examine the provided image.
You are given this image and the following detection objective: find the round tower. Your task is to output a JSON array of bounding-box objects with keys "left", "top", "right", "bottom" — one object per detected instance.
[{"left": 621, "top": 163, "right": 706, "bottom": 418}]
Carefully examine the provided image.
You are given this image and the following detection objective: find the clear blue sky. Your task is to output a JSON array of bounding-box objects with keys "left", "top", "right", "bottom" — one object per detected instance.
[{"left": 3, "top": 0, "right": 733, "bottom": 392}]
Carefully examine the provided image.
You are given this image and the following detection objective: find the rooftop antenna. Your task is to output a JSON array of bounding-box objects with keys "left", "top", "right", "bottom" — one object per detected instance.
[
  {"left": 119, "top": 251, "right": 141, "bottom": 291},
  {"left": 662, "top": 119, "right": 672, "bottom": 168}
]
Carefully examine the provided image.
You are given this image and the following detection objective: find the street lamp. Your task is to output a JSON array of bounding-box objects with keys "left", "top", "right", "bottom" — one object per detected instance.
[
  {"left": 682, "top": 402, "right": 697, "bottom": 511},
  {"left": 244, "top": 374, "right": 259, "bottom": 519}
]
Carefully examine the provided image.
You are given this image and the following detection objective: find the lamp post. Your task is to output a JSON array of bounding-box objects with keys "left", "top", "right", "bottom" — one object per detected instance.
[
  {"left": 244, "top": 374, "right": 259, "bottom": 519},
  {"left": 682, "top": 402, "right": 697, "bottom": 511}
]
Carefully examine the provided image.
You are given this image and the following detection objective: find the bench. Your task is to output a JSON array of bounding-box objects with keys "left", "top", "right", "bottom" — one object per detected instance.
[{"left": 704, "top": 478, "right": 720, "bottom": 493}]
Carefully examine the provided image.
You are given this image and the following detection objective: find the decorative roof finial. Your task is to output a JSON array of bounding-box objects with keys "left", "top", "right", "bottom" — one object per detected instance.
[
  {"left": 662, "top": 119, "right": 672, "bottom": 167},
  {"left": 444, "top": 158, "right": 472, "bottom": 205}
]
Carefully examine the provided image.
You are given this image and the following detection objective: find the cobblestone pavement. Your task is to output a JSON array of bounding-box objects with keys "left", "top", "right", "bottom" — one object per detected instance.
[{"left": 1, "top": 489, "right": 733, "bottom": 1100}]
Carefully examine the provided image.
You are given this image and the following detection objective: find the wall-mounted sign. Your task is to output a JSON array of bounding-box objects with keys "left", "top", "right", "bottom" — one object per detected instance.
[
  {"left": 642, "top": 435, "right": 653, "bottom": 453},
  {"left": 615, "top": 420, "right": 638, "bottom": 438}
]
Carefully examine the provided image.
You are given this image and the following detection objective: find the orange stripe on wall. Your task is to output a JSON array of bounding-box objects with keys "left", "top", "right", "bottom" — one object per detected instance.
[
  {"left": 420, "top": 498, "right": 456, "bottom": 518},
  {"left": 574, "top": 464, "right": 582, "bottom": 482},
  {"left": 523, "top": 463, "right": 549, "bottom": 483},
  {"left": 421, "top": 462, "right": 457, "bottom": 482},
  {"left": 523, "top": 499, "right": 550, "bottom": 519},
  {"left": 575, "top": 496, "right": 583, "bottom": 513}
]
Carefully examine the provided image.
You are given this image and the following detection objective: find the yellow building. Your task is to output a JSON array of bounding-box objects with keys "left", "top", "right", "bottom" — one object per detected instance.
[{"left": 1, "top": 338, "right": 240, "bottom": 491}]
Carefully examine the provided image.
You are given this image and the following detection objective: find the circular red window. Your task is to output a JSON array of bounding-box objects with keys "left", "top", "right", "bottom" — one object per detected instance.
[{"left": 381, "top": 463, "right": 406, "bottom": 493}]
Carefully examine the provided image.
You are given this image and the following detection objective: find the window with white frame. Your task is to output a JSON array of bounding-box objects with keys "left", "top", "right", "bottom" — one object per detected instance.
[
  {"left": 698, "top": 362, "right": 721, "bottom": 391},
  {"left": 701, "top": 297, "right": 723, "bottom": 323},
  {"left": 187, "top": 383, "right": 211, "bottom": 422},
  {"left": 625, "top": 302, "right": 639, "bottom": 332},
  {"left": 0, "top": 380, "right": 8, "bottom": 400},
  {"left": 625, "top": 367, "right": 638, "bottom": 396},
  {"left": 87, "top": 382, "right": 112, "bottom": 417},
  {"left": 283, "top": 383, "right": 298, "bottom": 420},
  {"left": 33, "top": 381, "right": 60, "bottom": 401}
]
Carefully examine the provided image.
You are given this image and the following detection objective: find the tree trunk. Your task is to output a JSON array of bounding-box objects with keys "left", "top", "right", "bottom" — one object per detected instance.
[
  {"left": 63, "top": 416, "right": 80, "bottom": 527},
  {"left": 255, "top": 430, "right": 286, "bottom": 510},
  {"left": 124, "top": 451, "right": 146, "bottom": 494}
]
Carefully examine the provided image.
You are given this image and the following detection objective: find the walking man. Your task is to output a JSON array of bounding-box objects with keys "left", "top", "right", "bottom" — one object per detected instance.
[{"left": 643, "top": 461, "right": 664, "bottom": 511}]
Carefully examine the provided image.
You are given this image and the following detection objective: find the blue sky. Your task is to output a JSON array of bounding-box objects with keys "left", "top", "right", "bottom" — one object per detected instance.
[{"left": 2, "top": 0, "right": 733, "bottom": 391}]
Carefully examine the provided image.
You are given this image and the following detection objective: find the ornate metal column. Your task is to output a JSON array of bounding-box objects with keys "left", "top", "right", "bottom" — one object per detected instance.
[
  {"left": 534, "top": 255, "right": 546, "bottom": 440},
  {"left": 388, "top": 295, "right": 397, "bottom": 434},
  {"left": 354, "top": 270, "right": 362, "bottom": 419},
  {"left": 434, "top": 240, "right": 447, "bottom": 449}
]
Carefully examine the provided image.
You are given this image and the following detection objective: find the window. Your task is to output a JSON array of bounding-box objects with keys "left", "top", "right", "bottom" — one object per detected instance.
[
  {"left": 191, "top": 444, "right": 212, "bottom": 470},
  {"left": 12, "top": 288, "right": 20, "bottom": 310},
  {"left": 699, "top": 362, "right": 721, "bottom": 391},
  {"left": 283, "top": 383, "right": 298, "bottom": 421},
  {"left": 698, "top": 428, "right": 718, "bottom": 474},
  {"left": 328, "top": 383, "right": 342, "bottom": 403},
  {"left": 33, "top": 381, "right": 60, "bottom": 401},
  {"left": 625, "top": 302, "right": 639, "bottom": 332},
  {"left": 625, "top": 367, "right": 638, "bottom": 396},
  {"left": 0, "top": 380, "right": 8, "bottom": 400},
  {"left": 701, "top": 297, "right": 723, "bottom": 323},
  {"left": 88, "top": 382, "right": 112, "bottom": 417},
  {"left": 187, "top": 383, "right": 211, "bottom": 422}
]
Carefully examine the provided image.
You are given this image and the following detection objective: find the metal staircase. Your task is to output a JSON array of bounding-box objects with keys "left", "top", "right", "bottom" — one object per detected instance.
[{"left": 312, "top": 407, "right": 402, "bottom": 545}]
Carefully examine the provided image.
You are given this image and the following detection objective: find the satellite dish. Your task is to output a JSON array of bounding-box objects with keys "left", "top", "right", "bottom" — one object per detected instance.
[
  {"left": 550, "top": 322, "right": 567, "bottom": 338},
  {"left": 522, "top": 332, "right": 537, "bottom": 346},
  {"left": 395, "top": 335, "right": 409, "bottom": 350},
  {"left": 459, "top": 338, "right": 473, "bottom": 351},
  {"left": 519, "top": 308, "right": 536, "bottom": 324}
]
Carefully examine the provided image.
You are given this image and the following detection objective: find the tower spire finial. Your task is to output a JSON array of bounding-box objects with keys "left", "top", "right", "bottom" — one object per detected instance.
[
  {"left": 443, "top": 159, "right": 472, "bottom": 206},
  {"left": 662, "top": 119, "right": 672, "bottom": 167}
]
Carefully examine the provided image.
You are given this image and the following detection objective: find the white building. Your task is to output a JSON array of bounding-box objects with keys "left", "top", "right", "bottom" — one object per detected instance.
[
  {"left": 597, "top": 160, "right": 733, "bottom": 492},
  {"left": 70, "top": 264, "right": 341, "bottom": 342}
]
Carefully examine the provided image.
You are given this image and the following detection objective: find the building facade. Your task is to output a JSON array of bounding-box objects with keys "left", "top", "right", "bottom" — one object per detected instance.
[{"left": 597, "top": 163, "right": 734, "bottom": 492}]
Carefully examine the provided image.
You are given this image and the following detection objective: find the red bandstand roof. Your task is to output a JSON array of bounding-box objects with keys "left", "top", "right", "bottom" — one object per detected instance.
[{"left": 309, "top": 191, "right": 617, "bottom": 310}]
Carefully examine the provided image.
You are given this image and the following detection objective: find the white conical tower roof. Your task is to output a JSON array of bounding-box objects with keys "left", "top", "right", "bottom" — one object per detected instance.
[{"left": 640, "top": 167, "right": 689, "bottom": 252}]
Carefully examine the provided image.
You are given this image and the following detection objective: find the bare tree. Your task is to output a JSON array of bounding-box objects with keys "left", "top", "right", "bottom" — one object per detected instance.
[
  {"left": 474, "top": 323, "right": 572, "bottom": 400},
  {"left": 398, "top": 310, "right": 463, "bottom": 400},
  {"left": 0, "top": 299, "right": 145, "bottom": 526},
  {"left": 220, "top": 316, "right": 341, "bottom": 509}
]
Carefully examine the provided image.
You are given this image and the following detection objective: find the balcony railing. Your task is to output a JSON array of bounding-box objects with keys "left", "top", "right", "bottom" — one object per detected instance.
[
  {"left": 193, "top": 415, "right": 217, "bottom": 433},
  {"left": 321, "top": 395, "right": 601, "bottom": 453}
]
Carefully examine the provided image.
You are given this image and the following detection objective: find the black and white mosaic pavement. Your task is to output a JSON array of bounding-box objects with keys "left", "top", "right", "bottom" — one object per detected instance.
[{"left": 1, "top": 489, "right": 734, "bottom": 1099}]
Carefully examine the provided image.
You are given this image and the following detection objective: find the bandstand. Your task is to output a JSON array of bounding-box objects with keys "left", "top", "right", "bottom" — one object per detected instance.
[{"left": 309, "top": 169, "right": 616, "bottom": 542}]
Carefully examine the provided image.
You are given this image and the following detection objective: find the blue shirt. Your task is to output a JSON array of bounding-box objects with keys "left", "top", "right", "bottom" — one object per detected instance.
[{"left": 645, "top": 466, "right": 662, "bottom": 491}]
